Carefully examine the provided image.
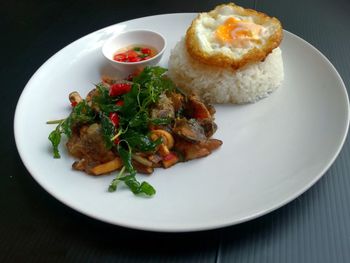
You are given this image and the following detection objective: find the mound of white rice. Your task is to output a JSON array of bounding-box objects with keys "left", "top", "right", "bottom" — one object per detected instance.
[{"left": 167, "top": 38, "right": 284, "bottom": 104}]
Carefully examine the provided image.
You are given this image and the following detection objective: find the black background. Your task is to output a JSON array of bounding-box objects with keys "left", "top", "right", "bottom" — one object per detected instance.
[{"left": 2, "top": 0, "right": 350, "bottom": 262}]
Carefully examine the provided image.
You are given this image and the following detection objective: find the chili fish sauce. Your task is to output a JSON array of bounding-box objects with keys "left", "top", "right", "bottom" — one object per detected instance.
[{"left": 113, "top": 45, "right": 157, "bottom": 63}]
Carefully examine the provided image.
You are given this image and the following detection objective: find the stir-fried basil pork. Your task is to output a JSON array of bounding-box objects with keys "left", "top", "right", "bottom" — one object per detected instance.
[{"left": 48, "top": 66, "right": 222, "bottom": 196}]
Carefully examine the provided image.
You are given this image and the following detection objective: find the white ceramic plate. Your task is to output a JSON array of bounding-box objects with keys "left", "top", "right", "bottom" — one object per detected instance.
[{"left": 14, "top": 14, "right": 349, "bottom": 232}]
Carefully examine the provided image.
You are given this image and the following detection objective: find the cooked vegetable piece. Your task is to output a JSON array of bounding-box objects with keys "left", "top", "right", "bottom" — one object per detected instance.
[
  {"left": 158, "top": 144, "right": 170, "bottom": 157},
  {"left": 132, "top": 160, "right": 154, "bottom": 174},
  {"left": 162, "top": 152, "right": 179, "bottom": 168},
  {"left": 150, "top": 129, "right": 174, "bottom": 149},
  {"left": 90, "top": 157, "right": 123, "bottom": 175},
  {"left": 72, "top": 159, "right": 87, "bottom": 171},
  {"left": 132, "top": 154, "right": 153, "bottom": 167},
  {"left": 69, "top": 91, "right": 83, "bottom": 106}
]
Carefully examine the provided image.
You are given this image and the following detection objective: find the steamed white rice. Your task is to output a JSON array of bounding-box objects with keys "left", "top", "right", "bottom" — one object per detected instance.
[{"left": 167, "top": 38, "right": 284, "bottom": 104}]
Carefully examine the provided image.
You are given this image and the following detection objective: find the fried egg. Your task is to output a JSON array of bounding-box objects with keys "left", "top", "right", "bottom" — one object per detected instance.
[{"left": 185, "top": 3, "right": 283, "bottom": 70}]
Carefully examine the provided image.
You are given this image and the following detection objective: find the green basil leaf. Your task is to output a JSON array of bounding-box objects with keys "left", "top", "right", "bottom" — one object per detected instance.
[
  {"left": 108, "top": 180, "right": 120, "bottom": 192},
  {"left": 108, "top": 166, "right": 126, "bottom": 192},
  {"left": 98, "top": 104, "right": 122, "bottom": 114},
  {"left": 139, "top": 181, "right": 156, "bottom": 196},
  {"left": 93, "top": 83, "right": 122, "bottom": 114},
  {"left": 149, "top": 117, "right": 172, "bottom": 125},
  {"left": 100, "top": 113, "right": 115, "bottom": 149},
  {"left": 117, "top": 144, "right": 136, "bottom": 176},
  {"left": 61, "top": 101, "right": 95, "bottom": 138},
  {"left": 48, "top": 126, "right": 62, "bottom": 158},
  {"left": 133, "top": 66, "right": 167, "bottom": 86},
  {"left": 119, "top": 175, "right": 156, "bottom": 196},
  {"left": 120, "top": 84, "right": 139, "bottom": 118},
  {"left": 71, "top": 101, "right": 95, "bottom": 122},
  {"left": 129, "top": 111, "right": 148, "bottom": 130},
  {"left": 61, "top": 117, "right": 72, "bottom": 137},
  {"left": 122, "top": 130, "right": 161, "bottom": 152},
  {"left": 123, "top": 176, "right": 141, "bottom": 194}
]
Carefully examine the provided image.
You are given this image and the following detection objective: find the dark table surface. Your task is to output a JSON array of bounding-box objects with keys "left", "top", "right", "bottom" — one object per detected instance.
[{"left": 3, "top": 0, "right": 350, "bottom": 262}]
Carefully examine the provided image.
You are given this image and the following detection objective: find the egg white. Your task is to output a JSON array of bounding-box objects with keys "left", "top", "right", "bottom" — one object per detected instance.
[{"left": 185, "top": 3, "right": 283, "bottom": 69}]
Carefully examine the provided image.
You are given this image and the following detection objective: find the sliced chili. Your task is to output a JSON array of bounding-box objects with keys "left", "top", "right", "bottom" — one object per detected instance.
[
  {"left": 109, "top": 112, "right": 119, "bottom": 127},
  {"left": 109, "top": 83, "right": 132, "bottom": 97}
]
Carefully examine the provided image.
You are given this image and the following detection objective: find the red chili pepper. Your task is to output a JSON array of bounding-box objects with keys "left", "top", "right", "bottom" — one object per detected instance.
[
  {"left": 71, "top": 101, "right": 78, "bottom": 107},
  {"left": 128, "top": 57, "right": 142, "bottom": 62},
  {"left": 163, "top": 152, "right": 177, "bottom": 161},
  {"left": 109, "top": 83, "right": 132, "bottom": 97},
  {"left": 116, "top": 100, "right": 124, "bottom": 106},
  {"left": 141, "top": 48, "right": 152, "bottom": 55},
  {"left": 113, "top": 53, "right": 126, "bottom": 62},
  {"left": 114, "top": 137, "right": 120, "bottom": 145},
  {"left": 126, "top": 50, "right": 138, "bottom": 58},
  {"left": 109, "top": 112, "right": 119, "bottom": 127}
]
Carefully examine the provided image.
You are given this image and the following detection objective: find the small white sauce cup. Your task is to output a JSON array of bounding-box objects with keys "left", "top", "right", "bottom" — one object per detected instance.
[{"left": 102, "top": 29, "right": 166, "bottom": 77}]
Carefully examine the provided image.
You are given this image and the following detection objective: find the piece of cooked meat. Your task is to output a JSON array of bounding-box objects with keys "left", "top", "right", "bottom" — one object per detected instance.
[
  {"left": 173, "top": 118, "right": 207, "bottom": 142},
  {"left": 185, "top": 95, "right": 212, "bottom": 119},
  {"left": 66, "top": 123, "right": 116, "bottom": 172},
  {"left": 167, "top": 91, "right": 185, "bottom": 114},
  {"left": 198, "top": 119, "right": 218, "bottom": 138},
  {"left": 174, "top": 137, "right": 223, "bottom": 161},
  {"left": 151, "top": 93, "right": 175, "bottom": 119},
  {"left": 182, "top": 94, "right": 218, "bottom": 137}
]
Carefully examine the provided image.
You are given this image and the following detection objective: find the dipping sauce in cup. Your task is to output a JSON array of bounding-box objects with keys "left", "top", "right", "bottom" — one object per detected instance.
[
  {"left": 102, "top": 30, "right": 166, "bottom": 77},
  {"left": 113, "top": 45, "right": 157, "bottom": 63}
]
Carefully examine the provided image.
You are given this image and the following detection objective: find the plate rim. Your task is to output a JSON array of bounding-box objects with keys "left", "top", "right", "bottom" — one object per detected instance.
[{"left": 14, "top": 13, "right": 350, "bottom": 232}]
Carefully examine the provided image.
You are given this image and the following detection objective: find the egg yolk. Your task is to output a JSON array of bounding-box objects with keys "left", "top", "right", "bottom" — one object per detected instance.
[{"left": 216, "top": 17, "right": 262, "bottom": 45}]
